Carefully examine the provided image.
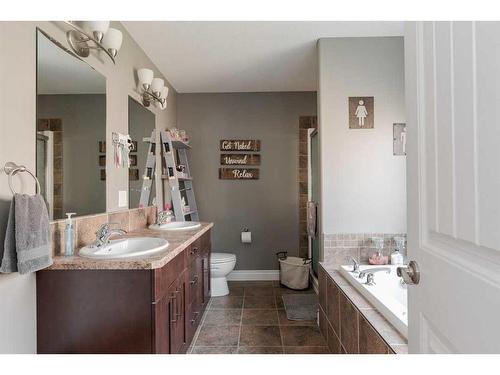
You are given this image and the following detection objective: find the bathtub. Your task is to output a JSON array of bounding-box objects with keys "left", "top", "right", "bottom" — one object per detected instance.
[{"left": 340, "top": 264, "right": 408, "bottom": 338}]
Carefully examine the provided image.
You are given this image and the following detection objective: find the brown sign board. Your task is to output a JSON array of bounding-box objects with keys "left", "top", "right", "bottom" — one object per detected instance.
[
  {"left": 220, "top": 153, "right": 261, "bottom": 166},
  {"left": 220, "top": 140, "right": 261, "bottom": 151},
  {"left": 219, "top": 168, "right": 259, "bottom": 180}
]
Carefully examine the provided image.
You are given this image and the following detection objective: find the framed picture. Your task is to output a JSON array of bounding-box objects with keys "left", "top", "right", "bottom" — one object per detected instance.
[
  {"left": 99, "top": 155, "right": 106, "bottom": 167},
  {"left": 393, "top": 123, "right": 407, "bottom": 156},
  {"left": 130, "top": 141, "right": 138, "bottom": 153},
  {"left": 349, "top": 96, "right": 374, "bottom": 129},
  {"left": 129, "top": 154, "right": 137, "bottom": 167},
  {"left": 129, "top": 168, "right": 139, "bottom": 181},
  {"left": 100, "top": 169, "right": 106, "bottom": 181},
  {"left": 98, "top": 141, "right": 106, "bottom": 153}
]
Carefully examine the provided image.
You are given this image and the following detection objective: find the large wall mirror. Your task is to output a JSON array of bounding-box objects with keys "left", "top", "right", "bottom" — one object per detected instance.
[
  {"left": 36, "top": 29, "right": 106, "bottom": 220},
  {"left": 128, "top": 96, "right": 156, "bottom": 208}
]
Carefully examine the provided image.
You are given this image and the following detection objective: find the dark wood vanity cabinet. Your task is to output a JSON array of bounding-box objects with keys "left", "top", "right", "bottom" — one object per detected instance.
[{"left": 37, "top": 230, "right": 211, "bottom": 354}]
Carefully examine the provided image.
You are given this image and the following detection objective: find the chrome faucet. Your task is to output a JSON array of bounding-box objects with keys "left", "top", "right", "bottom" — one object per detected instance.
[
  {"left": 157, "top": 210, "right": 174, "bottom": 225},
  {"left": 358, "top": 267, "right": 391, "bottom": 279},
  {"left": 350, "top": 257, "right": 360, "bottom": 273},
  {"left": 365, "top": 273, "right": 376, "bottom": 285},
  {"left": 91, "top": 223, "right": 127, "bottom": 248}
]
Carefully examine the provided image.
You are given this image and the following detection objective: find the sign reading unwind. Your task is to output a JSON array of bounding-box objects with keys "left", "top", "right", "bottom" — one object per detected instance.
[{"left": 220, "top": 153, "right": 261, "bottom": 166}]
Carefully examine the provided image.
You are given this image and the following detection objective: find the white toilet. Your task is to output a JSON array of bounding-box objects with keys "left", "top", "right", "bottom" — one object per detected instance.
[{"left": 210, "top": 252, "right": 237, "bottom": 297}]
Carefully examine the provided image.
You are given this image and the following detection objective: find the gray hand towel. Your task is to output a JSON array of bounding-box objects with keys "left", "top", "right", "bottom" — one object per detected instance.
[
  {"left": 0, "top": 194, "right": 53, "bottom": 274},
  {"left": 0, "top": 199, "right": 17, "bottom": 273}
]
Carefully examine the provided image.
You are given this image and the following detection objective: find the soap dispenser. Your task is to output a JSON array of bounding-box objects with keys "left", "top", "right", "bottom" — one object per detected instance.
[
  {"left": 65, "top": 213, "right": 76, "bottom": 256},
  {"left": 391, "top": 236, "right": 406, "bottom": 265}
]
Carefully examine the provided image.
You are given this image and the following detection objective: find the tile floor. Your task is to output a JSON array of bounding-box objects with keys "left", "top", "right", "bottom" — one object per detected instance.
[{"left": 189, "top": 280, "right": 329, "bottom": 354}]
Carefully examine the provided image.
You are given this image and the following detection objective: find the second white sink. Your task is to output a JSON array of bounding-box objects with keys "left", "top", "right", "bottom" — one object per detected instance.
[
  {"left": 149, "top": 221, "right": 201, "bottom": 231},
  {"left": 79, "top": 237, "right": 169, "bottom": 259}
]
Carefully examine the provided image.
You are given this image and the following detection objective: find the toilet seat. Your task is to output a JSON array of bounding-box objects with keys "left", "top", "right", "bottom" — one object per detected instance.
[{"left": 211, "top": 252, "right": 236, "bottom": 264}]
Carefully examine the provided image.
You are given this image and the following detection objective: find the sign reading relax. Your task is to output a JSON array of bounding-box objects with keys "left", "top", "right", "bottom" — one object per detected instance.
[
  {"left": 219, "top": 168, "right": 259, "bottom": 180},
  {"left": 220, "top": 140, "right": 261, "bottom": 151}
]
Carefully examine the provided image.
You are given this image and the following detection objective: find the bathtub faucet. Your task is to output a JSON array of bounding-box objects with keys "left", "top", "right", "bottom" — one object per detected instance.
[
  {"left": 350, "top": 257, "right": 360, "bottom": 273},
  {"left": 365, "top": 273, "right": 376, "bottom": 285},
  {"left": 358, "top": 267, "right": 391, "bottom": 279}
]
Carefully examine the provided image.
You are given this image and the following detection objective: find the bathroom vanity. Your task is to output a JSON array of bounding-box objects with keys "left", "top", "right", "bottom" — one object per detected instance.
[{"left": 36, "top": 224, "right": 212, "bottom": 354}]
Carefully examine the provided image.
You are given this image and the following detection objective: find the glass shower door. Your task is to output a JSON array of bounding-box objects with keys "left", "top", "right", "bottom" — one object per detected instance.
[{"left": 309, "top": 130, "right": 320, "bottom": 276}]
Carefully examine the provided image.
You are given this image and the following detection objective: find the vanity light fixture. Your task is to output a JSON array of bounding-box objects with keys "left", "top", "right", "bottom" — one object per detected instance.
[
  {"left": 64, "top": 21, "right": 123, "bottom": 64},
  {"left": 137, "top": 68, "right": 169, "bottom": 110}
]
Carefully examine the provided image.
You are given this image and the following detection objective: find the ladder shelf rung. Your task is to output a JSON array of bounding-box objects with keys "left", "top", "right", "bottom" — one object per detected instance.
[
  {"left": 171, "top": 139, "right": 191, "bottom": 149},
  {"left": 161, "top": 175, "right": 193, "bottom": 181}
]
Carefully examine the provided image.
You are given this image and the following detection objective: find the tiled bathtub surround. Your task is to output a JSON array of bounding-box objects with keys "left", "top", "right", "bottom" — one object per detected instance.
[
  {"left": 323, "top": 233, "right": 407, "bottom": 269},
  {"left": 49, "top": 206, "right": 157, "bottom": 256},
  {"left": 318, "top": 263, "right": 407, "bottom": 354}
]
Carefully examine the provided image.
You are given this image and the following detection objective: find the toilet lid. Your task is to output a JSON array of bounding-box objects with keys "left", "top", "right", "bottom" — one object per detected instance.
[{"left": 211, "top": 252, "right": 236, "bottom": 264}]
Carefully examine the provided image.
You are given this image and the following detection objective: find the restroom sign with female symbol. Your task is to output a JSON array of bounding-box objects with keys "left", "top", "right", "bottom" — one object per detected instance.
[{"left": 349, "top": 96, "right": 374, "bottom": 129}]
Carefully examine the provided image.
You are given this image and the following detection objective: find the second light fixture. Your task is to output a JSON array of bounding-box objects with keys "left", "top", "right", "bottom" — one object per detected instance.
[{"left": 137, "top": 68, "right": 169, "bottom": 110}]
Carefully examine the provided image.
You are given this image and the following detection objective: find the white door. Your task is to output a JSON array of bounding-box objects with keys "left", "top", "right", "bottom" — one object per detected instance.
[{"left": 405, "top": 21, "right": 500, "bottom": 353}]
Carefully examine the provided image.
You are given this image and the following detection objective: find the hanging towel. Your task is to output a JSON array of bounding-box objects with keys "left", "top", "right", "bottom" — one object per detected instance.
[
  {"left": 306, "top": 201, "right": 317, "bottom": 238},
  {"left": 0, "top": 194, "right": 53, "bottom": 274}
]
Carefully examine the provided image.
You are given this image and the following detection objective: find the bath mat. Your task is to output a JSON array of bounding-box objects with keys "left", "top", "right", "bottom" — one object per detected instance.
[{"left": 282, "top": 293, "right": 318, "bottom": 321}]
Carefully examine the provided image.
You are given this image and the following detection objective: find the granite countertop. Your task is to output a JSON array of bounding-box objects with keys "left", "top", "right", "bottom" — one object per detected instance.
[
  {"left": 320, "top": 262, "right": 408, "bottom": 354},
  {"left": 47, "top": 222, "right": 214, "bottom": 271}
]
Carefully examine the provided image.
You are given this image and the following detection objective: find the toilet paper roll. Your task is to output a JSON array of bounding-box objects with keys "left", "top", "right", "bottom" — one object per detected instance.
[{"left": 241, "top": 231, "right": 252, "bottom": 243}]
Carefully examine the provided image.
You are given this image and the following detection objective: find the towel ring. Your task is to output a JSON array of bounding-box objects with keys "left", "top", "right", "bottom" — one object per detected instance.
[{"left": 3, "top": 162, "right": 41, "bottom": 195}]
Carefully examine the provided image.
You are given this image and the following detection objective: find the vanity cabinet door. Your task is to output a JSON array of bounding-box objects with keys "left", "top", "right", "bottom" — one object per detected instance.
[
  {"left": 153, "top": 295, "right": 170, "bottom": 354},
  {"left": 201, "top": 230, "right": 211, "bottom": 304},
  {"left": 187, "top": 257, "right": 203, "bottom": 308},
  {"left": 168, "top": 272, "right": 187, "bottom": 354},
  {"left": 202, "top": 252, "right": 210, "bottom": 305}
]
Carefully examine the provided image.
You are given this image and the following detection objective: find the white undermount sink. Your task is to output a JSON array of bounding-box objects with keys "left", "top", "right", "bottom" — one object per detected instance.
[
  {"left": 78, "top": 237, "right": 169, "bottom": 259},
  {"left": 149, "top": 221, "right": 202, "bottom": 231}
]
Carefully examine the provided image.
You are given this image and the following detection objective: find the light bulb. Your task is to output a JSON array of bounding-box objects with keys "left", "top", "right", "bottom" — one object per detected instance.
[
  {"left": 160, "top": 86, "right": 169, "bottom": 99},
  {"left": 151, "top": 78, "right": 164, "bottom": 95},
  {"left": 83, "top": 21, "right": 110, "bottom": 42},
  {"left": 137, "top": 68, "right": 154, "bottom": 89},
  {"left": 101, "top": 28, "right": 123, "bottom": 57}
]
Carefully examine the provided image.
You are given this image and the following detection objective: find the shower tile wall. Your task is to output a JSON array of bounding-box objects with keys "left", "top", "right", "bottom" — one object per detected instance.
[
  {"left": 37, "top": 118, "right": 63, "bottom": 218},
  {"left": 322, "top": 233, "right": 407, "bottom": 268},
  {"left": 298, "top": 116, "right": 317, "bottom": 258}
]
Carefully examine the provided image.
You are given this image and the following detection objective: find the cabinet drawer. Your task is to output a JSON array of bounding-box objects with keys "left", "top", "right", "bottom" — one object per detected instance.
[
  {"left": 187, "top": 238, "right": 202, "bottom": 263},
  {"left": 201, "top": 230, "right": 211, "bottom": 256},
  {"left": 187, "top": 258, "right": 202, "bottom": 306}
]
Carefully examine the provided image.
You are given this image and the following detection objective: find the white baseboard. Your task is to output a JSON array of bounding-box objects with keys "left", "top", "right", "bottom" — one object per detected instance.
[{"left": 227, "top": 270, "right": 280, "bottom": 281}]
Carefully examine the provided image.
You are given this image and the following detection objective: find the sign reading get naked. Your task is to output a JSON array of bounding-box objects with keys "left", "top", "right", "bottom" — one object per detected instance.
[{"left": 220, "top": 140, "right": 261, "bottom": 151}]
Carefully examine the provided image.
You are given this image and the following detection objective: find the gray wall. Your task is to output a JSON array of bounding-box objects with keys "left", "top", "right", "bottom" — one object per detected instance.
[
  {"left": 178, "top": 92, "right": 317, "bottom": 270},
  {"left": 37, "top": 94, "right": 106, "bottom": 217},
  {"left": 0, "top": 21, "right": 177, "bottom": 353}
]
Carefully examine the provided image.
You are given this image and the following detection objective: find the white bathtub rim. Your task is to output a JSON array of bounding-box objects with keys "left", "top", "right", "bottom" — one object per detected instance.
[{"left": 340, "top": 265, "right": 408, "bottom": 339}]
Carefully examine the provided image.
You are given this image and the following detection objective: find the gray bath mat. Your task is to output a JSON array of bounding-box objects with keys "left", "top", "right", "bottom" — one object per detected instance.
[{"left": 282, "top": 294, "right": 318, "bottom": 321}]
